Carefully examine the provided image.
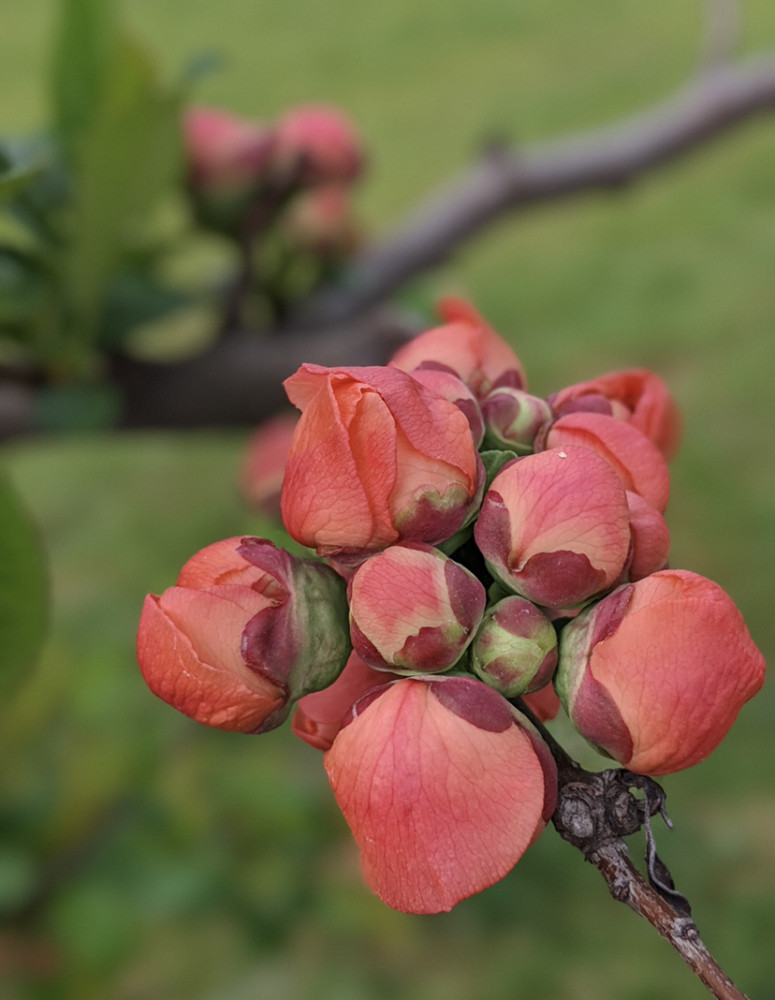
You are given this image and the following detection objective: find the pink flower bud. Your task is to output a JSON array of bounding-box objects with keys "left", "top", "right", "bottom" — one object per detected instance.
[
  {"left": 470, "top": 595, "right": 558, "bottom": 697},
  {"left": 348, "top": 543, "right": 486, "bottom": 673},
  {"left": 555, "top": 570, "right": 766, "bottom": 775},
  {"left": 281, "top": 364, "right": 483, "bottom": 561},
  {"left": 292, "top": 651, "right": 400, "bottom": 751},
  {"left": 240, "top": 412, "right": 298, "bottom": 517},
  {"left": 541, "top": 411, "right": 670, "bottom": 513},
  {"left": 273, "top": 104, "right": 363, "bottom": 184},
  {"left": 183, "top": 106, "right": 274, "bottom": 195},
  {"left": 625, "top": 491, "right": 670, "bottom": 581},
  {"left": 324, "top": 676, "right": 557, "bottom": 913},
  {"left": 474, "top": 447, "right": 631, "bottom": 610},
  {"left": 408, "top": 367, "right": 485, "bottom": 446},
  {"left": 390, "top": 298, "right": 526, "bottom": 399},
  {"left": 481, "top": 387, "right": 552, "bottom": 453},
  {"left": 137, "top": 585, "right": 286, "bottom": 733},
  {"left": 548, "top": 368, "right": 682, "bottom": 460},
  {"left": 280, "top": 184, "right": 359, "bottom": 256},
  {"left": 137, "top": 537, "right": 351, "bottom": 733}
]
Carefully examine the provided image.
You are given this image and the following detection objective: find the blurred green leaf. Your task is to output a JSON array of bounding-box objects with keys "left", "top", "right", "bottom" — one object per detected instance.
[
  {"left": 49, "top": 879, "right": 137, "bottom": 972},
  {"left": 100, "top": 271, "right": 195, "bottom": 349},
  {"left": 181, "top": 49, "right": 227, "bottom": 88},
  {"left": 0, "top": 475, "right": 48, "bottom": 700},
  {"left": 0, "top": 139, "right": 46, "bottom": 207},
  {"left": 1, "top": 136, "right": 68, "bottom": 249},
  {"left": 0, "top": 248, "right": 46, "bottom": 330},
  {"left": 0, "top": 845, "right": 37, "bottom": 916},
  {"left": 34, "top": 382, "right": 121, "bottom": 432},
  {"left": 60, "top": 33, "right": 185, "bottom": 362},
  {"left": 50, "top": 0, "right": 119, "bottom": 155},
  {"left": 0, "top": 162, "right": 42, "bottom": 206}
]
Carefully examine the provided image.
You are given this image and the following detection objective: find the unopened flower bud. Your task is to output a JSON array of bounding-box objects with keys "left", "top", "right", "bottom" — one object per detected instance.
[
  {"left": 474, "top": 447, "right": 631, "bottom": 610},
  {"left": 409, "top": 366, "right": 485, "bottom": 446},
  {"left": 548, "top": 367, "right": 682, "bottom": 461},
  {"left": 137, "top": 537, "right": 351, "bottom": 733},
  {"left": 183, "top": 106, "right": 274, "bottom": 196},
  {"left": 625, "top": 491, "right": 670, "bottom": 580},
  {"left": 390, "top": 298, "right": 526, "bottom": 400},
  {"left": 281, "top": 184, "right": 359, "bottom": 256},
  {"left": 540, "top": 411, "right": 670, "bottom": 513},
  {"left": 555, "top": 570, "right": 766, "bottom": 775},
  {"left": 470, "top": 595, "right": 558, "bottom": 697},
  {"left": 349, "top": 543, "right": 486, "bottom": 673},
  {"left": 282, "top": 364, "right": 483, "bottom": 561},
  {"left": 273, "top": 104, "right": 364, "bottom": 184},
  {"left": 481, "top": 387, "right": 552, "bottom": 453}
]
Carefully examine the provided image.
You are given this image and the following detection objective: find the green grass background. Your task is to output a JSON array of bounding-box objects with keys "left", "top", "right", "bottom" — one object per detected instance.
[{"left": 2, "top": 1, "right": 774, "bottom": 998}]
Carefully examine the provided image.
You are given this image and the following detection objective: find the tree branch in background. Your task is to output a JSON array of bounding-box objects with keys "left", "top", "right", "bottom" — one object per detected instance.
[
  {"left": 297, "top": 54, "right": 775, "bottom": 325},
  {"left": 701, "top": 0, "right": 741, "bottom": 71},
  {"left": 4, "top": 53, "right": 775, "bottom": 436},
  {"left": 112, "top": 306, "right": 419, "bottom": 429}
]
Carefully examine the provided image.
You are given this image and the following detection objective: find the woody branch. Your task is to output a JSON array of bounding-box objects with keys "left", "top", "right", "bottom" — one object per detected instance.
[{"left": 4, "top": 54, "right": 775, "bottom": 436}]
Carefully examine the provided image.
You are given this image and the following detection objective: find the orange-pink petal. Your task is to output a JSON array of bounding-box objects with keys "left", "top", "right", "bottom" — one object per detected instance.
[
  {"left": 324, "top": 678, "right": 554, "bottom": 913},
  {"left": 137, "top": 589, "right": 284, "bottom": 732},
  {"left": 545, "top": 412, "right": 670, "bottom": 513}
]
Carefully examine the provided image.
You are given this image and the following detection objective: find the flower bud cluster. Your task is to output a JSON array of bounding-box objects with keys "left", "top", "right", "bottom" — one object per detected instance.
[
  {"left": 182, "top": 103, "right": 364, "bottom": 295},
  {"left": 137, "top": 297, "right": 765, "bottom": 915}
]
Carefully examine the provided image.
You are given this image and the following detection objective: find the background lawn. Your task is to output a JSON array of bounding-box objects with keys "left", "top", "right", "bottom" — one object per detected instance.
[{"left": 2, "top": 2, "right": 774, "bottom": 998}]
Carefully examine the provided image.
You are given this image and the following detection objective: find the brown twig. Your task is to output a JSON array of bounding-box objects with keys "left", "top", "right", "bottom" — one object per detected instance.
[
  {"left": 5, "top": 54, "right": 775, "bottom": 437},
  {"left": 590, "top": 843, "right": 749, "bottom": 1000},
  {"left": 298, "top": 54, "right": 775, "bottom": 324},
  {"left": 701, "top": 0, "right": 741, "bottom": 71},
  {"left": 110, "top": 306, "right": 420, "bottom": 430},
  {"left": 517, "top": 700, "right": 749, "bottom": 1000}
]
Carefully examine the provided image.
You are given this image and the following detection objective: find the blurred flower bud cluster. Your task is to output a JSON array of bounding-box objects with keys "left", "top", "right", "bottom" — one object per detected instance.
[
  {"left": 182, "top": 103, "right": 364, "bottom": 320},
  {"left": 139, "top": 297, "right": 765, "bottom": 914}
]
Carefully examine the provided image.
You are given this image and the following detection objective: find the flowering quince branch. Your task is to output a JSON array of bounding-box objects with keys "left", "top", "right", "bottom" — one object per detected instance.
[
  {"left": 516, "top": 698, "right": 750, "bottom": 1000},
  {"left": 136, "top": 299, "right": 765, "bottom": 998},
  {"left": 5, "top": 56, "right": 775, "bottom": 437}
]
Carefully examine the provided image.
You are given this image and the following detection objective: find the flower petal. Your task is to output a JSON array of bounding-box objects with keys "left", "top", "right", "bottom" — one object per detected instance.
[{"left": 325, "top": 678, "right": 553, "bottom": 913}]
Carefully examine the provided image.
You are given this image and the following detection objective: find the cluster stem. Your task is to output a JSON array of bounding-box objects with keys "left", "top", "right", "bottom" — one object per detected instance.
[{"left": 516, "top": 700, "right": 750, "bottom": 1000}]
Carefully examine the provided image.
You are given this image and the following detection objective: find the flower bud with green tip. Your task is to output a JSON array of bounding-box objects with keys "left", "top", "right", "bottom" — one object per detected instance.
[
  {"left": 137, "top": 536, "right": 351, "bottom": 734},
  {"left": 555, "top": 570, "right": 766, "bottom": 775},
  {"left": 474, "top": 446, "right": 631, "bottom": 610},
  {"left": 481, "top": 387, "right": 552, "bottom": 454},
  {"left": 470, "top": 595, "right": 558, "bottom": 697},
  {"left": 348, "top": 542, "right": 486, "bottom": 673}
]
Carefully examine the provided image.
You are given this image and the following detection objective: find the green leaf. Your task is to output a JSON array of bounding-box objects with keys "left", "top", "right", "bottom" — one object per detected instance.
[
  {"left": 0, "top": 136, "right": 68, "bottom": 248},
  {"left": 0, "top": 476, "right": 48, "bottom": 699},
  {"left": 34, "top": 383, "right": 121, "bottom": 433},
  {"left": 0, "top": 141, "right": 47, "bottom": 207},
  {"left": 480, "top": 448, "right": 517, "bottom": 493},
  {"left": 99, "top": 272, "right": 195, "bottom": 348},
  {"left": 0, "top": 163, "right": 42, "bottom": 207},
  {"left": 60, "top": 32, "right": 185, "bottom": 361},
  {"left": 0, "top": 248, "right": 47, "bottom": 329},
  {"left": 50, "top": 0, "right": 119, "bottom": 155}
]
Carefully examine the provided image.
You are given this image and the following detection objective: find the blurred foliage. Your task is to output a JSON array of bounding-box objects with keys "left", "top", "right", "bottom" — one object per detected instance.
[
  {"left": 0, "top": 0, "right": 366, "bottom": 428},
  {"left": 1, "top": 1, "right": 775, "bottom": 999},
  {"left": 0, "top": 0, "right": 189, "bottom": 393},
  {"left": 0, "top": 475, "right": 47, "bottom": 701}
]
